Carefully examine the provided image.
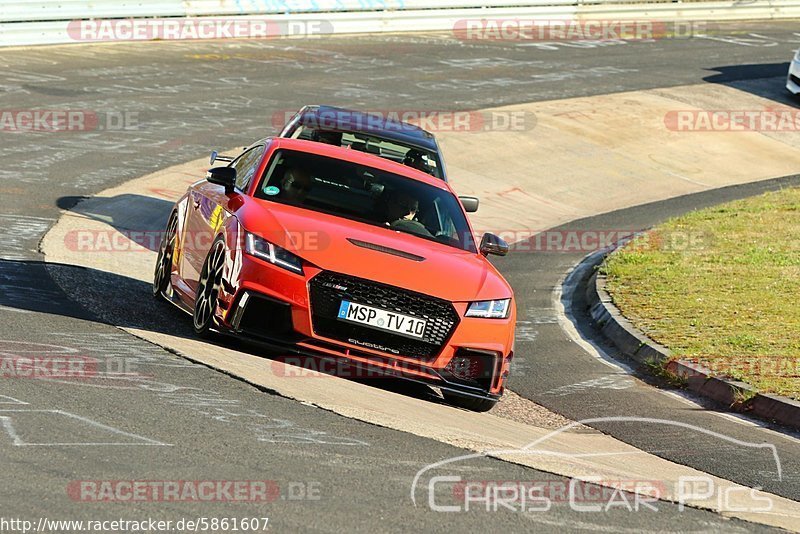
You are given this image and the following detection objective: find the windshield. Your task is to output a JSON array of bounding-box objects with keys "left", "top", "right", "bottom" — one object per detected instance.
[
  {"left": 255, "top": 149, "right": 475, "bottom": 253},
  {"left": 291, "top": 124, "right": 445, "bottom": 180}
]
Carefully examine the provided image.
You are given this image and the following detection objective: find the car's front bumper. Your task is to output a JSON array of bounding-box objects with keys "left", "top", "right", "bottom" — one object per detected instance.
[{"left": 218, "top": 256, "right": 514, "bottom": 399}]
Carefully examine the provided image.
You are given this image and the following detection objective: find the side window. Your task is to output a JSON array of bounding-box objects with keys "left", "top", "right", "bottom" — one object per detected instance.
[
  {"left": 433, "top": 198, "right": 457, "bottom": 239},
  {"left": 231, "top": 145, "right": 266, "bottom": 192}
]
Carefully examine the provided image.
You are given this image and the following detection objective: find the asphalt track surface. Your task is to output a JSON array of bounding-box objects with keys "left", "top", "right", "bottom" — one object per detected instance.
[{"left": 1, "top": 22, "right": 800, "bottom": 531}]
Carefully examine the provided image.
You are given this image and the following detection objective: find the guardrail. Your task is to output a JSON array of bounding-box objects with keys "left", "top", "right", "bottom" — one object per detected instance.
[{"left": 2, "top": 0, "right": 799, "bottom": 47}]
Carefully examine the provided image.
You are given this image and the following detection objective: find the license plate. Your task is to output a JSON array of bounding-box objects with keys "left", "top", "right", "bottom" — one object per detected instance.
[{"left": 337, "top": 300, "right": 427, "bottom": 339}]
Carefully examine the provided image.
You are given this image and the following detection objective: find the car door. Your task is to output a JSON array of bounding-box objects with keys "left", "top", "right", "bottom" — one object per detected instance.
[{"left": 180, "top": 145, "right": 267, "bottom": 294}]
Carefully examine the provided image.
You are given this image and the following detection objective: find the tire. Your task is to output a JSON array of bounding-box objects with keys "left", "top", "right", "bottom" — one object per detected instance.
[
  {"left": 193, "top": 236, "right": 226, "bottom": 337},
  {"left": 153, "top": 212, "right": 178, "bottom": 300},
  {"left": 442, "top": 390, "right": 497, "bottom": 413}
]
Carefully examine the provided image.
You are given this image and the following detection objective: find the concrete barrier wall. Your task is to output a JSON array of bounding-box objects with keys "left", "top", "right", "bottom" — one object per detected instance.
[{"left": 2, "top": 0, "right": 799, "bottom": 47}]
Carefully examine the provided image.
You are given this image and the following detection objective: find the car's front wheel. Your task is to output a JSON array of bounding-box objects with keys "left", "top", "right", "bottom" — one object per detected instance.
[
  {"left": 442, "top": 391, "right": 497, "bottom": 412},
  {"left": 193, "top": 236, "right": 226, "bottom": 337},
  {"left": 153, "top": 212, "right": 178, "bottom": 300}
]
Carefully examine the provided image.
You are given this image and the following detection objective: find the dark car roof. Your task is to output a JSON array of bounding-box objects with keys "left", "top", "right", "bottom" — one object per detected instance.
[{"left": 296, "top": 105, "right": 439, "bottom": 151}]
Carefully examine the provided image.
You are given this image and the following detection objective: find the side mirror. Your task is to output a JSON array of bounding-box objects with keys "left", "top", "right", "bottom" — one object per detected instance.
[
  {"left": 210, "top": 150, "right": 234, "bottom": 165},
  {"left": 207, "top": 167, "right": 236, "bottom": 194},
  {"left": 459, "top": 196, "right": 479, "bottom": 213},
  {"left": 480, "top": 232, "right": 509, "bottom": 257}
]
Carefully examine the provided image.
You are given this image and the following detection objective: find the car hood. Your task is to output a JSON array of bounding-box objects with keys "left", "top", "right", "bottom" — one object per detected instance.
[{"left": 241, "top": 200, "right": 512, "bottom": 302}]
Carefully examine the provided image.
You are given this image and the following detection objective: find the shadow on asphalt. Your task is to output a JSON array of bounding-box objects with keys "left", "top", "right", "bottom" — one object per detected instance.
[
  {"left": 704, "top": 62, "right": 790, "bottom": 84},
  {"left": 1, "top": 255, "right": 443, "bottom": 406},
  {"left": 57, "top": 194, "right": 173, "bottom": 252},
  {"left": 703, "top": 62, "right": 797, "bottom": 107}
]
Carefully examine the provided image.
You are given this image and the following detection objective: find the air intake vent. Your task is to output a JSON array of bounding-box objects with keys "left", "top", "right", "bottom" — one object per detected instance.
[{"left": 347, "top": 239, "right": 425, "bottom": 262}]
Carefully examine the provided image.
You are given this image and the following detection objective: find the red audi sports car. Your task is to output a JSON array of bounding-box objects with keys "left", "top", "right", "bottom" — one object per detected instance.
[{"left": 153, "top": 137, "right": 515, "bottom": 411}]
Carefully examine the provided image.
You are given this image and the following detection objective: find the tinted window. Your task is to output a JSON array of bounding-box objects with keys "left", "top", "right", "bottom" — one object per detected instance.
[
  {"left": 255, "top": 149, "right": 475, "bottom": 252},
  {"left": 292, "top": 125, "right": 444, "bottom": 180}
]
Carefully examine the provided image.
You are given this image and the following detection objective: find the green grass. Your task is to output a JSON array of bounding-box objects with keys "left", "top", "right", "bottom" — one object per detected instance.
[{"left": 602, "top": 187, "right": 800, "bottom": 399}]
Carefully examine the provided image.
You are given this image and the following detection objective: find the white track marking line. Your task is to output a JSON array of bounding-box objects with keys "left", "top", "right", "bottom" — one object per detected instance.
[
  {"left": 0, "top": 395, "right": 28, "bottom": 405},
  {"left": 0, "top": 409, "right": 170, "bottom": 446}
]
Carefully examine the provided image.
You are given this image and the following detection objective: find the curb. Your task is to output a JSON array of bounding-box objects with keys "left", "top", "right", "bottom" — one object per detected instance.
[{"left": 584, "top": 255, "right": 800, "bottom": 431}]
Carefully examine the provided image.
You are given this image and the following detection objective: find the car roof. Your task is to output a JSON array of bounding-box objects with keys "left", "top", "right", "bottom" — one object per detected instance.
[
  {"left": 295, "top": 105, "right": 439, "bottom": 152},
  {"left": 267, "top": 137, "right": 450, "bottom": 191}
]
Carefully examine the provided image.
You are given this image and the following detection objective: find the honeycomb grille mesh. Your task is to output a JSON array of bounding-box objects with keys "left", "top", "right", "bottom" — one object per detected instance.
[{"left": 309, "top": 271, "right": 459, "bottom": 359}]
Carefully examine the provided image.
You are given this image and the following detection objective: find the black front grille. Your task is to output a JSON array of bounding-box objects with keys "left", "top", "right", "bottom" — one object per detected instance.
[
  {"left": 309, "top": 271, "right": 459, "bottom": 359},
  {"left": 791, "top": 74, "right": 800, "bottom": 86}
]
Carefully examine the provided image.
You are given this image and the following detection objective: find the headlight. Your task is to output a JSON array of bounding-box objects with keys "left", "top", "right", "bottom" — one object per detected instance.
[
  {"left": 245, "top": 233, "right": 304, "bottom": 274},
  {"left": 465, "top": 299, "right": 511, "bottom": 319}
]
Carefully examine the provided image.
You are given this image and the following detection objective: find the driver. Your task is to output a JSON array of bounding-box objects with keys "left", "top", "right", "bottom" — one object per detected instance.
[
  {"left": 403, "top": 149, "right": 433, "bottom": 176},
  {"left": 385, "top": 191, "right": 432, "bottom": 237},
  {"left": 281, "top": 167, "right": 312, "bottom": 202},
  {"left": 312, "top": 129, "right": 343, "bottom": 146}
]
